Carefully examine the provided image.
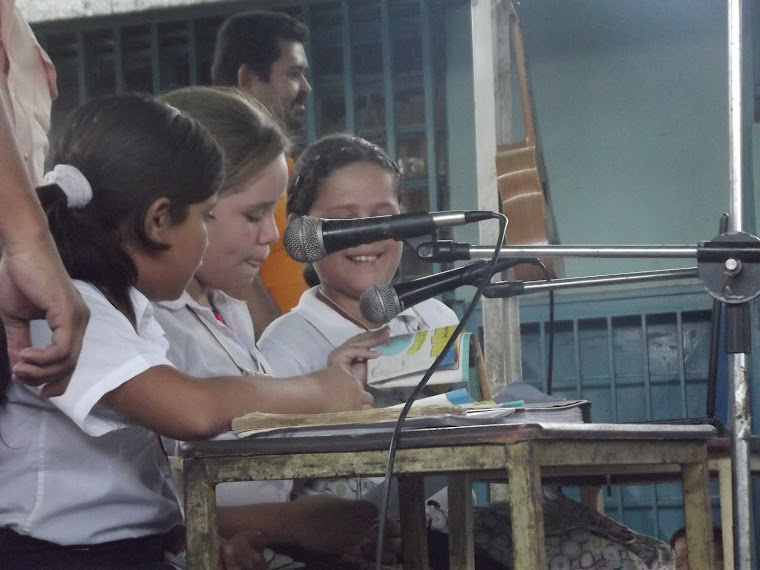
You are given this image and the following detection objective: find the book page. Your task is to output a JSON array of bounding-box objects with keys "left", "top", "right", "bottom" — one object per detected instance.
[{"left": 367, "top": 326, "right": 470, "bottom": 388}]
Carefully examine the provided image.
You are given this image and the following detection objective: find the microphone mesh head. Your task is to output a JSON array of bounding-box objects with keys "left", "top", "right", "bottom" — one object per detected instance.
[
  {"left": 283, "top": 216, "right": 324, "bottom": 263},
  {"left": 359, "top": 284, "right": 401, "bottom": 324}
]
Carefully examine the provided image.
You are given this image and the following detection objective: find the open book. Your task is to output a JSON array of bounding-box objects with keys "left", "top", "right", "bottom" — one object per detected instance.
[
  {"left": 232, "top": 390, "right": 590, "bottom": 439},
  {"left": 367, "top": 325, "right": 470, "bottom": 389}
]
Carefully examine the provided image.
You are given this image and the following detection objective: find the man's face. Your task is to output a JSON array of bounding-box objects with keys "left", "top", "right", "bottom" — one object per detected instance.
[{"left": 241, "top": 39, "right": 311, "bottom": 131}]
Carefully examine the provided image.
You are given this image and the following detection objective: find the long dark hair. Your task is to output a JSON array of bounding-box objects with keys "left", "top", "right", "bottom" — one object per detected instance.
[
  {"left": 1, "top": 94, "right": 222, "bottom": 409},
  {"left": 38, "top": 93, "right": 223, "bottom": 322}
]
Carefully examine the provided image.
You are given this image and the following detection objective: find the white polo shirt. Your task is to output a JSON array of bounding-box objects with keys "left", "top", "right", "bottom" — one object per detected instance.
[
  {"left": 259, "top": 286, "right": 459, "bottom": 383},
  {"left": 258, "top": 286, "right": 459, "bottom": 499},
  {"left": 153, "top": 290, "right": 293, "bottom": 506},
  {"left": 0, "top": 281, "right": 182, "bottom": 545}
]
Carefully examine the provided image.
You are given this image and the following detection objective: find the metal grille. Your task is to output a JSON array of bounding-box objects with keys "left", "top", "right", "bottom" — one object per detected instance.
[
  {"left": 33, "top": 0, "right": 448, "bottom": 279},
  {"left": 518, "top": 283, "right": 721, "bottom": 540}
]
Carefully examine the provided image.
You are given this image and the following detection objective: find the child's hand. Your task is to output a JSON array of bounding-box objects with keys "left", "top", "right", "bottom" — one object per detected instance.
[
  {"left": 351, "top": 517, "right": 402, "bottom": 564},
  {"left": 219, "top": 530, "right": 268, "bottom": 570},
  {"left": 312, "top": 364, "right": 374, "bottom": 411},
  {"left": 328, "top": 327, "right": 389, "bottom": 368},
  {"left": 327, "top": 327, "right": 390, "bottom": 385}
]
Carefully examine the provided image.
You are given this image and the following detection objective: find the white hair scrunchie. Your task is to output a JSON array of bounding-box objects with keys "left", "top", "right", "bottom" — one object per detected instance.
[{"left": 43, "top": 164, "right": 93, "bottom": 209}]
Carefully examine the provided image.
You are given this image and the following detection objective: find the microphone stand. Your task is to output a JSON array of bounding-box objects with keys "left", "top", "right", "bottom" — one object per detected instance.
[
  {"left": 419, "top": 234, "right": 760, "bottom": 568},
  {"left": 481, "top": 267, "right": 698, "bottom": 298}
]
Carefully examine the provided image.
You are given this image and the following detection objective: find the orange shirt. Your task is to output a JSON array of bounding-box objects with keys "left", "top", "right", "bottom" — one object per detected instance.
[{"left": 257, "top": 158, "right": 308, "bottom": 313}]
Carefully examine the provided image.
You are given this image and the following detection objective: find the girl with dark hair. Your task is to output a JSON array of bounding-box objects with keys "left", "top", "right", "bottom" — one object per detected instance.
[
  {"left": 260, "top": 133, "right": 459, "bottom": 410},
  {"left": 0, "top": 94, "right": 374, "bottom": 569},
  {"left": 258, "top": 134, "right": 459, "bottom": 508}
]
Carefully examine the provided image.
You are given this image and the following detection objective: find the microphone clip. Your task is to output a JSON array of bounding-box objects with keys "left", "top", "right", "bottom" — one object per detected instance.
[{"left": 415, "top": 240, "right": 473, "bottom": 262}]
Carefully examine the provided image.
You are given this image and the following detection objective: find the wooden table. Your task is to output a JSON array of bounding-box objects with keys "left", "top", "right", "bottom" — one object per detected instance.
[
  {"left": 707, "top": 436, "right": 760, "bottom": 567},
  {"left": 181, "top": 422, "right": 717, "bottom": 570}
]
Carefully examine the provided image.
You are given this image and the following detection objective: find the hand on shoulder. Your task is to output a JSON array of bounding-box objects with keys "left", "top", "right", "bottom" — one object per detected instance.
[{"left": 0, "top": 234, "right": 89, "bottom": 397}]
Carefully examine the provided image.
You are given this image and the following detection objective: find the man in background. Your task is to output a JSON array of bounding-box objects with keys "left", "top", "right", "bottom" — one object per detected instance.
[{"left": 211, "top": 10, "right": 312, "bottom": 335}]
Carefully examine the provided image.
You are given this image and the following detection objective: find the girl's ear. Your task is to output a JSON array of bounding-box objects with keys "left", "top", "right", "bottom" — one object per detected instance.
[
  {"left": 144, "top": 197, "right": 173, "bottom": 245},
  {"left": 287, "top": 212, "right": 296, "bottom": 222}
]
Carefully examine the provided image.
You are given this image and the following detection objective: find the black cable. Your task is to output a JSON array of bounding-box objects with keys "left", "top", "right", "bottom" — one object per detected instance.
[
  {"left": 373, "top": 212, "right": 507, "bottom": 569},
  {"left": 546, "top": 287, "right": 555, "bottom": 395},
  {"left": 706, "top": 213, "right": 729, "bottom": 417},
  {"left": 486, "top": 257, "right": 554, "bottom": 394},
  {"left": 524, "top": 259, "right": 554, "bottom": 395}
]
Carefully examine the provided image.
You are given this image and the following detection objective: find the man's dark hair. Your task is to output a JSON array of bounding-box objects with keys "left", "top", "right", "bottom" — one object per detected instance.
[{"left": 211, "top": 10, "right": 309, "bottom": 87}]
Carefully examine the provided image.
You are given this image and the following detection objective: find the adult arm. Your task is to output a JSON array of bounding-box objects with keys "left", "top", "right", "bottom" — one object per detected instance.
[{"left": 0, "top": 94, "right": 89, "bottom": 396}]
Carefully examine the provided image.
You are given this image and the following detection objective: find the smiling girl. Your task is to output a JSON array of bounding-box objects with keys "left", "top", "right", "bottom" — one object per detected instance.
[{"left": 258, "top": 133, "right": 459, "bottom": 408}]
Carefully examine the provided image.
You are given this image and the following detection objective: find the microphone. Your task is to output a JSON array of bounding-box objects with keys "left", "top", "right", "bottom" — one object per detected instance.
[
  {"left": 359, "top": 259, "right": 515, "bottom": 324},
  {"left": 283, "top": 210, "right": 494, "bottom": 263}
]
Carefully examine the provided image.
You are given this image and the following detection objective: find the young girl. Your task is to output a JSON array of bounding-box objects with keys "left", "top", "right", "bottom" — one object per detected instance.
[
  {"left": 258, "top": 133, "right": 459, "bottom": 409},
  {"left": 258, "top": 134, "right": 676, "bottom": 570},
  {"left": 257, "top": 133, "right": 459, "bottom": 506},
  {"left": 0, "top": 93, "right": 374, "bottom": 569},
  {"left": 153, "top": 86, "right": 397, "bottom": 568}
]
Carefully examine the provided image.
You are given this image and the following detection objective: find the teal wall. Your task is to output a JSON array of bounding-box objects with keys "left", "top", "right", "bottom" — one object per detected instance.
[
  {"left": 445, "top": 0, "right": 758, "bottom": 279},
  {"left": 444, "top": 2, "right": 479, "bottom": 251}
]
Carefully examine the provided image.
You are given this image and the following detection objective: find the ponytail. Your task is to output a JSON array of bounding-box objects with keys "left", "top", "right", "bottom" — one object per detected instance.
[{"left": 37, "top": 182, "right": 139, "bottom": 322}]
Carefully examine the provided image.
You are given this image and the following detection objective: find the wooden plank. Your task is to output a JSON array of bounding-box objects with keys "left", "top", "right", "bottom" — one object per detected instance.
[
  {"left": 505, "top": 442, "right": 545, "bottom": 570},
  {"left": 471, "top": 0, "right": 523, "bottom": 395},
  {"left": 682, "top": 459, "right": 715, "bottom": 570},
  {"left": 398, "top": 476, "right": 429, "bottom": 570},
  {"left": 448, "top": 474, "right": 475, "bottom": 569},
  {"left": 184, "top": 459, "right": 219, "bottom": 570}
]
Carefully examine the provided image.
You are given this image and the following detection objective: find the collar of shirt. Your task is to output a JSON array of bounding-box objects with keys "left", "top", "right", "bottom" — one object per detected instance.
[
  {"left": 295, "top": 286, "right": 424, "bottom": 347},
  {"left": 155, "top": 289, "right": 269, "bottom": 375},
  {"left": 129, "top": 286, "right": 170, "bottom": 353},
  {"left": 157, "top": 289, "right": 245, "bottom": 317}
]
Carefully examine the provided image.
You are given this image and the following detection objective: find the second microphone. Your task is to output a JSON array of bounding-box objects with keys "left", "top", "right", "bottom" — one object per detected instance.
[{"left": 359, "top": 259, "right": 516, "bottom": 324}]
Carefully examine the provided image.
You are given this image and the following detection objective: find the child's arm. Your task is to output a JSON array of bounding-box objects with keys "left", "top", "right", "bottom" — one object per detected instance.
[
  {"left": 102, "top": 364, "right": 373, "bottom": 440},
  {"left": 326, "top": 327, "right": 389, "bottom": 385},
  {"left": 215, "top": 495, "right": 401, "bottom": 562},
  {"left": 219, "top": 531, "right": 268, "bottom": 570}
]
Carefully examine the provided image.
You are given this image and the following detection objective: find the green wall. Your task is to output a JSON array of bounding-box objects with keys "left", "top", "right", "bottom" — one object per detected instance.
[{"left": 446, "top": 0, "right": 757, "bottom": 279}]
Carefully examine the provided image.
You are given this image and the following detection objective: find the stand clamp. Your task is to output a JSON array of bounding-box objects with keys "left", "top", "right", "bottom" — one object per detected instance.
[{"left": 697, "top": 232, "right": 760, "bottom": 304}]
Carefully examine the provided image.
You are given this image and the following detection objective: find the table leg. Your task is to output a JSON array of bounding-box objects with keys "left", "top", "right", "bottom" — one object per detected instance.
[
  {"left": 506, "top": 442, "right": 546, "bottom": 570},
  {"left": 184, "top": 459, "right": 219, "bottom": 570},
  {"left": 717, "top": 457, "right": 734, "bottom": 569},
  {"left": 579, "top": 486, "right": 604, "bottom": 514},
  {"left": 398, "top": 475, "right": 429, "bottom": 570},
  {"left": 682, "top": 460, "right": 715, "bottom": 570},
  {"left": 448, "top": 474, "right": 475, "bottom": 569}
]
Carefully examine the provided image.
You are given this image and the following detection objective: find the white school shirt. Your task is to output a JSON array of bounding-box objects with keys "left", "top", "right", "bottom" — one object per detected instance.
[
  {"left": 258, "top": 286, "right": 460, "bottom": 392},
  {"left": 153, "top": 290, "right": 293, "bottom": 506},
  {"left": 0, "top": 281, "right": 182, "bottom": 545},
  {"left": 258, "top": 287, "right": 459, "bottom": 499}
]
